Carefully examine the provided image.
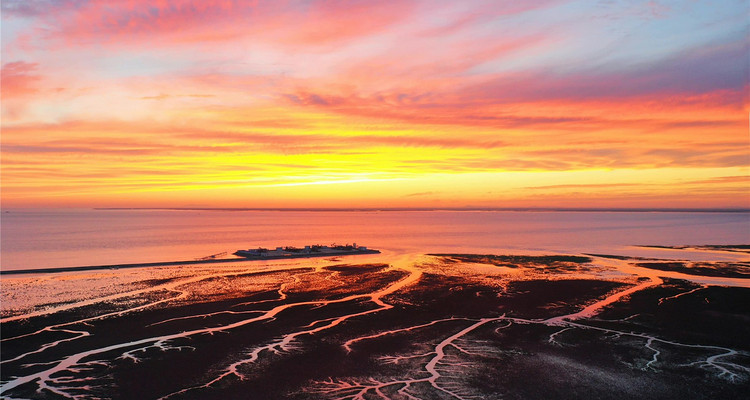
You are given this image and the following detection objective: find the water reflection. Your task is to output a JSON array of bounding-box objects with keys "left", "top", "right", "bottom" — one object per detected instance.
[{"left": 2, "top": 209, "right": 748, "bottom": 270}]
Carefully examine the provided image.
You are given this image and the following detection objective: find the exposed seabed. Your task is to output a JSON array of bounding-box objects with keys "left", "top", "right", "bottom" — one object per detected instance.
[{"left": 1, "top": 248, "right": 748, "bottom": 399}]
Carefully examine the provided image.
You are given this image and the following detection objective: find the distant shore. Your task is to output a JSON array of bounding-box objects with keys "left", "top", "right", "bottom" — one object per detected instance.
[{"left": 91, "top": 207, "right": 750, "bottom": 213}]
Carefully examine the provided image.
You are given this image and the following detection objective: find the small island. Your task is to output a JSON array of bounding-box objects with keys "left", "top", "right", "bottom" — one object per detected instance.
[{"left": 234, "top": 243, "right": 380, "bottom": 260}]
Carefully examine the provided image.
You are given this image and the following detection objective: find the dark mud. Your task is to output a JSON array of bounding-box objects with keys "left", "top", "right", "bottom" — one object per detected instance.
[{"left": 2, "top": 254, "right": 748, "bottom": 399}]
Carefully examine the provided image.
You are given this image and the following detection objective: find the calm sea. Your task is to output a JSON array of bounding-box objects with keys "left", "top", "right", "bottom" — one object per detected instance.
[{"left": 1, "top": 209, "right": 748, "bottom": 271}]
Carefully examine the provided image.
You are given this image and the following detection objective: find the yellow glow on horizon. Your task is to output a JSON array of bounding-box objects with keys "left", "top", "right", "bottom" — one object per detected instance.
[
  {"left": 1, "top": 1, "right": 747, "bottom": 209},
  {"left": 3, "top": 161, "right": 747, "bottom": 209}
]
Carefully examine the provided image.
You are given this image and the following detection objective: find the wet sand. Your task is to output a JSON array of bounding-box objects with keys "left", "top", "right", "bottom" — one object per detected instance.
[
  {"left": 2, "top": 249, "right": 749, "bottom": 399},
  {"left": 634, "top": 261, "right": 750, "bottom": 278},
  {"left": 0, "top": 249, "right": 380, "bottom": 276}
]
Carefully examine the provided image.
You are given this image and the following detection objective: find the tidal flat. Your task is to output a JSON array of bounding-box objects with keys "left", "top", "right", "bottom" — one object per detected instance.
[{"left": 1, "top": 249, "right": 749, "bottom": 399}]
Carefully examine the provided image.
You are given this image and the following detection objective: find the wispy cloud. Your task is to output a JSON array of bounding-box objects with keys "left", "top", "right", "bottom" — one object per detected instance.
[{"left": 1, "top": 0, "right": 747, "bottom": 207}]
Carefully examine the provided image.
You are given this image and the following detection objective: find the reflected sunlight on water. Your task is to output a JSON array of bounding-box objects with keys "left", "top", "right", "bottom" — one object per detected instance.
[{"left": 1, "top": 209, "right": 748, "bottom": 270}]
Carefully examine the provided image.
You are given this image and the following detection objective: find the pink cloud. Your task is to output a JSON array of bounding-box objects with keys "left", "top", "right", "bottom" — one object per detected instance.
[
  {"left": 15, "top": 0, "right": 421, "bottom": 49},
  {"left": 1, "top": 61, "right": 40, "bottom": 98},
  {"left": 460, "top": 35, "right": 749, "bottom": 106},
  {"left": 416, "top": 0, "right": 561, "bottom": 37},
  {"left": 1, "top": 61, "right": 42, "bottom": 120}
]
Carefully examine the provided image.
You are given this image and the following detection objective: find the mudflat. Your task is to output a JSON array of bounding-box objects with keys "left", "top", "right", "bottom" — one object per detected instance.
[{"left": 2, "top": 250, "right": 748, "bottom": 399}]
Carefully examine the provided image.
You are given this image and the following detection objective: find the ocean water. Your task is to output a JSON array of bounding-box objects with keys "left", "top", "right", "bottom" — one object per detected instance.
[{"left": 1, "top": 209, "right": 748, "bottom": 271}]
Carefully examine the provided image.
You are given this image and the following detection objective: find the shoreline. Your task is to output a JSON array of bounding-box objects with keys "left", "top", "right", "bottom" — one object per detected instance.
[{"left": 0, "top": 249, "right": 380, "bottom": 276}]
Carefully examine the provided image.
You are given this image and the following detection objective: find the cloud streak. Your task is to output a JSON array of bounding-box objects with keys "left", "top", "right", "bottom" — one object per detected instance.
[{"left": 1, "top": 0, "right": 747, "bottom": 207}]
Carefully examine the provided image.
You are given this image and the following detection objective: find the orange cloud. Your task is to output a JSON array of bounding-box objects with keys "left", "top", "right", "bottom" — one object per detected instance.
[{"left": 1, "top": 0, "right": 747, "bottom": 208}]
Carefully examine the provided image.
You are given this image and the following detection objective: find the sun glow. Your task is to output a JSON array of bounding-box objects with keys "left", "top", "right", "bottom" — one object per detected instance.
[{"left": 1, "top": 0, "right": 747, "bottom": 209}]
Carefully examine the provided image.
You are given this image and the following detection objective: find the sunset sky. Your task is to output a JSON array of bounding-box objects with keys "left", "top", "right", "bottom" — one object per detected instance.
[{"left": 1, "top": 0, "right": 748, "bottom": 209}]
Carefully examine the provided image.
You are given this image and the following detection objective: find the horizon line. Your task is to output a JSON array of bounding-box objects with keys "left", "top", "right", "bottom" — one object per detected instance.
[{"left": 87, "top": 207, "right": 750, "bottom": 213}]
